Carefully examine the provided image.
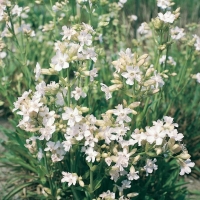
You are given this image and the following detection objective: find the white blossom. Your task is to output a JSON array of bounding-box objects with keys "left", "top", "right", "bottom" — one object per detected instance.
[
  {"left": 144, "top": 158, "right": 158, "bottom": 176},
  {"left": 158, "top": 11, "right": 175, "bottom": 23},
  {"left": 157, "top": 0, "right": 171, "bottom": 9},
  {"left": 101, "top": 83, "right": 112, "bottom": 100},
  {"left": 196, "top": 73, "right": 200, "bottom": 83},
  {"left": 171, "top": 26, "right": 185, "bottom": 40},
  {"left": 34, "top": 62, "right": 41, "bottom": 81},
  {"left": 62, "top": 107, "right": 83, "bottom": 127},
  {"left": 121, "top": 66, "right": 142, "bottom": 85},
  {"left": 51, "top": 50, "right": 69, "bottom": 71},
  {"left": 99, "top": 190, "right": 115, "bottom": 199},
  {"left": 179, "top": 159, "right": 195, "bottom": 175},
  {"left": 61, "top": 26, "right": 76, "bottom": 40},
  {"left": 61, "top": 172, "right": 78, "bottom": 186},
  {"left": 71, "top": 87, "right": 86, "bottom": 101}
]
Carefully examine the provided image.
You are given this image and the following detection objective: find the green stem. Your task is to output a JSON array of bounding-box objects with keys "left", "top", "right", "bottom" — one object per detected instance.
[
  {"left": 43, "top": 150, "right": 55, "bottom": 197},
  {"left": 71, "top": 187, "right": 79, "bottom": 200},
  {"left": 67, "top": 68, "right": 71, "bottom": 107},
  {"left": 90, "top": 168, "right": 94, "bottom": 198}
]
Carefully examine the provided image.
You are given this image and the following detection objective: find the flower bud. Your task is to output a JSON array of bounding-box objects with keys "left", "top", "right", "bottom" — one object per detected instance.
[
  {"left": 129, "top": 102, "right": 140, "bottom": 109},
  {"left": 79, "top": 107, "right": 89, "bottom": 113},
  {"left": 152, "top": 18, "right": 163, "bottom": 30},
  {"left": 155, "top": 147, "right": 162, "bottom": 155},
  {"left": 178, "top": 153, "right": 191, "bottom": 160},
  {"left": 145, "top": 67, "right": 155, "bottom": 76},
  {"left": 158, "top": 44, "right": 166, "bottom": 51},
  {"left": 102, "top": 153, "right": 108, "bottom": 158},
  {"left": 79, "top": 180, "right": 85, "bottom": 187},
  {"left": 138, "top": 54, "right": 148, "bottom": 60},
  {"left": 136, "top": 59, "right": 145, "bottom": 67},
  {"left": 132, "top": 155, "right": 140, "bottom": 164},
  {"left": 144, "top": 79, "right": 155, "bottom": 87},
  {"left": 172, "top": 144, "right": 182, "bottom": 154},
  {"left": 127, "top": 193, "right": 139, "bottom": 198}
]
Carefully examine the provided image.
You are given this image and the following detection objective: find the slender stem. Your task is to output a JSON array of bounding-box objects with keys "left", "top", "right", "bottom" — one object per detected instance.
[
  {"left": 71, "top": 187, "right": 79, "bottom": 200},
  {"left": 67, "top": 68, "right": 71, "bottom": 107},
  {"left": 43, "top": 150, "right": 55, "bottom": 197},
  {"left": 90, "top": 168, "right": 94, "bottom": 198}
]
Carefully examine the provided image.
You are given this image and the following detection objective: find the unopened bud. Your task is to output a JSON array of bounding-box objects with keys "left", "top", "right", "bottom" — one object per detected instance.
[
  {"left": 138, "top": 54, "right": 149, "bottom": 60},
  {"left": 158, "top": 44, "right": 166, "bottom": 51},
  {"left": 178, "top": 153, "right": 191, "bottom": 160},
  {"left": 127, "top": 193, "right": 139, "bottom": 198},
  {"left": 171, "top": 72, "right": 177, "bottom": 76},
  {"left": 162, "top": 74, "right": 168, "bottom": 78},
  {"left": 175, "top": 13, "right": 180, "bottom": 19},
  {"left": 152, "top": 18, "right": 163, "bottom": 30},
  {"left": 79, "top": 180, "right": 85, "bottom": 187},
  {"left": 144, "top": 79, "right": 155, "bottom": 87},
  {"left": 109, "top": 84, "right": 123, "bottom": 92},
  {"left": 129, "top": 102, "right": 140, "bottom": 109},
  {"left": 136, "top": 59, "right": 145, "bottom": 67},
  {"left": 132, "top": 155, "right": 140, "bottom": 163},
  {"left": 145, "top": 67, "right": 155, "bottom": 76},
  {"left": 172, "top": 144, "right": 182, "bottom": 154},
  {"left": 101, "top": 153, "right": 108, "bottom": 158},
  {"left": 79, "top": 107, "right": 89, "bottom": 113},
  {"left": 155, "top": 148, "right": 162, "bottom": 155}
]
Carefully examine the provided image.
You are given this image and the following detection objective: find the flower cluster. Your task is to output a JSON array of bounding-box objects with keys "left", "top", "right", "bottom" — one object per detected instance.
[{"left": 102, "top": 48, "right": 167, "bottom": 100}]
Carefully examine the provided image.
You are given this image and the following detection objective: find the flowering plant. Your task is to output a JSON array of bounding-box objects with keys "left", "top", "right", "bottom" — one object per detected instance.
[{"left": 0, "top": 0, "right": 199, "bottom": 199}]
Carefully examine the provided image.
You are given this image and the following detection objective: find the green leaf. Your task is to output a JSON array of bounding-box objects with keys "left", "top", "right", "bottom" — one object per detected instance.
[{"left": 3, "top": 181, "right": 38, "bottom": 200}]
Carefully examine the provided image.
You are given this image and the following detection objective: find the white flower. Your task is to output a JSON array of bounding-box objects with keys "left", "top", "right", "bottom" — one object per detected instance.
[
  {"left": 131, "top": 130, "right": 147, "bottom": 146},
  {"left": 0, "top": 51, "right": 6, "bottom": 59},
  {"left": 71, "top": 87, "right": 86, "bottom": 100},
  {"left": 179, "top": 159, "right": 195, "bottom": 175},
  {"left": 137, "top": 22, "right": 150, "bottom": 35},
  {"left": 163, "top": 116, "right": 178, "bottom": 129},
  {"left": 56, "top": 92, "right": 65, "bottom": 106},
  {"left": 127, "top": 166, "right": 139, "bottom": 180},
  {"left": 34, "top": 62, "right": 41, "bottom": 81},
  {"left": 85, "top": 147, "right": 98, "bottom": 162},
  {"left": 61, "top": 172, "right": 78, "bottom": 186},
  {"left": 78, "top": 30, "right": 92, "bottom": 46},
  {"left": 146, "top": 125, "right": 166, "bottom": 145},
  {"left": 99, "top": 190, "right": 115, "bottom": 199},
  {"left": 113, "top": 104, "right": 132, "bottom": 124},
  {"left": 61, "top": 26, "right": 76, "bottom": 40},
  {"left": 159, "top": 55, "right": 166, "bottom": 65},
  {"left": 62, "top": 135, "right": 73, "bottom": 152},
  {"left": 168, "top": 56, "right": 176, "bottom": 66},
  {"left": 144, "top": 158, "right": 158, "bottom": 176},
  {"left": 157, "top": 0, "right": 171, "bottom": 9},
  {"left": 194, "top": 35, "right": 200, "bottom": 51},
  {"left": 101, "top": 83, "right": 112, "bottom": 100},
  {"left": 151, "top": 71, "right": 165, "bottom": 88},
  {"left": 121, "top": 66, "right": 142, "bottom": 85},
  {"left": 35, "top": 81, "right": 46, "bottom": 96},
  {"left": 37, "top": 148, "right": 43, "bottom": 161},
  {"left": 171, "top": 26, "right": 185, "bottom": 40},
  {"left": 39, "top": 125, "right": 55, "bottom": 141},
  {"left": 115, "top": 148, "right": 130, "bottom": 171},
  {"left": 89, "top": 68, "right": 98, "bottom": 81},
  {"left": 62, "top": 107, "right": 83, "bottom": 127},
  {"left": 167, "top": 129, "right": 183, "bottom": 141},
  {"left": 12, "top": 5, "right": 23, "bottom": 16},
  {"left": 196, "top": 73, "right": 200, "bottom": 83},
  {"left": 51, "top": 50, "right": 69, "bottom": 71},
  {"left": 128, "top": 15, "right": 138, "bottom": 22},
  {"left": 158, "top": 11, "right": 175, "bottom": 23},
  {"left": 159, "top": 55, "right": 176, "bottom": 66}
]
